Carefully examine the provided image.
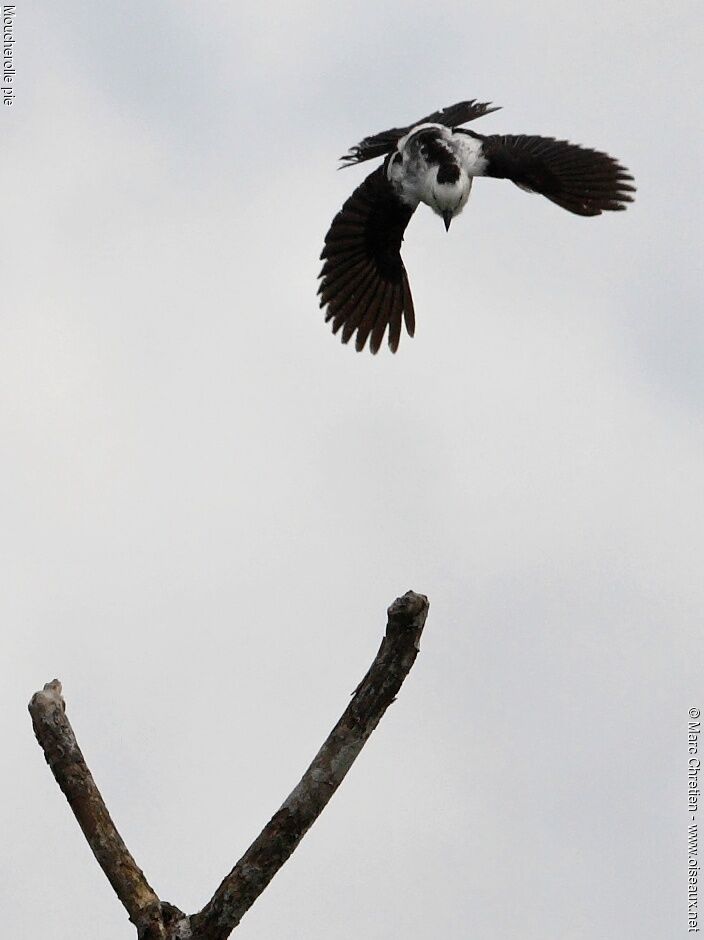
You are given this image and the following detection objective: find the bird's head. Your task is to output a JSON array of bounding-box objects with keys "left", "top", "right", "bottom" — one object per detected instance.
[{"left": 430, "top": 166, "right": 473, "bottom": 231}]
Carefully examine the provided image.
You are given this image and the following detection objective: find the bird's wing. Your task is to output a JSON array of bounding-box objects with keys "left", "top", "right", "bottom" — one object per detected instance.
[
  {"left": 463, "top": 131, "right": 635, "bottom": 216},
  {"left": 318, "top": 164, "right": 417, "bottom": 353},
  {"left": 340, "top": 99, "right": 500, "bottom": 167}
]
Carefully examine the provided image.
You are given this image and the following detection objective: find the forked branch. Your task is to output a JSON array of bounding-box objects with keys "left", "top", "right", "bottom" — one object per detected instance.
[{"left": 29, "top": 590, "right": 429, "bottom": 939}]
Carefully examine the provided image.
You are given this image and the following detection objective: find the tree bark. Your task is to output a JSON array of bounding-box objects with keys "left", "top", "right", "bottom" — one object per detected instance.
[
  {"left": 29, "top": 590, "right": 429, "bottom": 938},
  {"left": 28, "top": 679, "right": 168, "bottom": 939}
]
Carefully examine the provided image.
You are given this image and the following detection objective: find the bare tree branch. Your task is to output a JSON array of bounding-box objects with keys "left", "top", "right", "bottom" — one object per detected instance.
[
  {"left": 29, "top": 590, "right": 429, "bottom": 938},
  {"left": 28, "top": 680, "right": 169, "bottom": 940},
  {"left": 190, "top": 589, "right": 429, "bottom": 939}
]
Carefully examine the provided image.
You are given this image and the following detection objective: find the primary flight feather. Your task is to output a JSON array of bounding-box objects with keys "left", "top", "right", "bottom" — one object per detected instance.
[{"left": 318, "top": 99, "right": 635, "bottom": 353}]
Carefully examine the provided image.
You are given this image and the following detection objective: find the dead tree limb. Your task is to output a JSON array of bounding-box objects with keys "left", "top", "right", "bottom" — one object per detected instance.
[
  {"left": 191, "top": 589, "right": 429, "bottom": 937},
  {"left": 28, "top": 679, "right": 167, "bottom": 939},
  {"left": 29, "top": 590, "right": 429, "bottom": 939}
]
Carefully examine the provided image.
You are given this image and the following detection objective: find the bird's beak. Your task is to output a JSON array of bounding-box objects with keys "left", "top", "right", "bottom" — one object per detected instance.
[{"left": 442, "top": 210, "right": 453, "bottom": 232}]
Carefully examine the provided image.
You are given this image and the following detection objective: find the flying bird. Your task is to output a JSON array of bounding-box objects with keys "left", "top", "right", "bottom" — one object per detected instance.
[{"left": 318, "top": 99, "right": 635, "bottom": 353}]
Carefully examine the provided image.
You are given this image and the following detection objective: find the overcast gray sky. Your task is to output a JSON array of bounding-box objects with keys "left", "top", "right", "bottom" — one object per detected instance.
[{"left": 4, "top": 2, "right": 703, "bottom": 938}]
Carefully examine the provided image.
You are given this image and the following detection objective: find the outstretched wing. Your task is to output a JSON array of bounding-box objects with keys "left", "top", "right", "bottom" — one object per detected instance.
[
  {"left": 318, "top": 165, "right": 416, "bottom": 353},
  {"left": 470, "top": 132, "right": 635, "bottom": 216},
  {"left": 340, "top": 99, "right": 501, "bottom": 167}
]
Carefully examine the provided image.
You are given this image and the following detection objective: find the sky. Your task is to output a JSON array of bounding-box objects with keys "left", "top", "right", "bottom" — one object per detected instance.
[{"left": 3, "top": 2, "right": 703, "bottom": 938}]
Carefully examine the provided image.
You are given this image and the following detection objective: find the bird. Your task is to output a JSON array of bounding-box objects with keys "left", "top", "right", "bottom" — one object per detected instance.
[{"left": 318, "top": 99, "right": 635, "bottom": 354}]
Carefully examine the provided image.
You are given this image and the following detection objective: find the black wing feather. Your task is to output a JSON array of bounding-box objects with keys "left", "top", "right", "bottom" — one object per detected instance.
[
  {"left": 475, "top": 132, "right": 635, "bottom": 216},
  {"left": 319, "top": 164, "right": 416, "bottom": 353},
  {"left": 340, "top": 99, "right": 500, "bottom": 167}
]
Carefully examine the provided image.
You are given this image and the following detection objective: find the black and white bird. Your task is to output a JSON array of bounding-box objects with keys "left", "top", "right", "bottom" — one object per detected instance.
[{"left": 318, "top": 99, "right": 635, "bottom": 353}]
